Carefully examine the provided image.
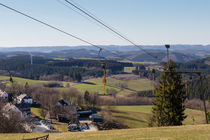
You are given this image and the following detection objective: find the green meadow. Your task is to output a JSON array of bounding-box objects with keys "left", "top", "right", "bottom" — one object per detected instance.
[
  {"left": 1, "top": 124, "right": 210, "bottom": 140},
  {"left": 0, "top": 76, "right": 71, "bottom": 87},
  {"left": 0, "top": 76, "right": 47, "bottom": 85},
  {"left": 124, "top": 67, "right": 136, "bottom": 73},
  {"left": 109, "top": 105, "right": 206, "bottom": 128},
  {"left": 72, "top": 77, "right": 152, "bottom": 95},
  {"left": 0, "top": 76, "right": 152, "bottom": 96}
]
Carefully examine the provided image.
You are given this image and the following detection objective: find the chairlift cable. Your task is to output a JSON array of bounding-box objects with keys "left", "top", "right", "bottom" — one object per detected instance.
[
  {"left": 62, "top": 0, "right": 161, "bottom": 61},
  {"left": 0, "top": 2, "right": 124, "bottom": 60}
]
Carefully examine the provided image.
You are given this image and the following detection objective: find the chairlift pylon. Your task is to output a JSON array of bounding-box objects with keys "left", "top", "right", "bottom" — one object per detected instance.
[{"left": 97, "top": 48, "right": 108, "bottom": 96}]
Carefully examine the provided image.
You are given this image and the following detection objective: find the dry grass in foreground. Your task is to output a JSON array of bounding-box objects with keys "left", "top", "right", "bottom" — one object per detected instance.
[{"left": 1, "top": 124, "right": 210, "bottom": 140}]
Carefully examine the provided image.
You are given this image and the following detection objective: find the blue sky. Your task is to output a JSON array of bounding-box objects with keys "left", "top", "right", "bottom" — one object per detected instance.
[{"left": 0, "top": 0, "right": 210, "bottom": 47}]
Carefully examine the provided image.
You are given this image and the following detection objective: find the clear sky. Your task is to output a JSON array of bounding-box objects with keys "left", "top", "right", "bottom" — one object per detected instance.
[{"left": 0, "top": 0, "right": 210, "bottom": 47}]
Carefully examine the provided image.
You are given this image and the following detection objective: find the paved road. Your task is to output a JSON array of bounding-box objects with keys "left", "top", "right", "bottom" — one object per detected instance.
[{"left": 32, "top": 125, "right": 49, "bottom": 133}]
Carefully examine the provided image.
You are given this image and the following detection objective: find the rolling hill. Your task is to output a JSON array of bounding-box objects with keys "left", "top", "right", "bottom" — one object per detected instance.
[{"left": 0, "top": 45, "right": 209, "bottom": 63}]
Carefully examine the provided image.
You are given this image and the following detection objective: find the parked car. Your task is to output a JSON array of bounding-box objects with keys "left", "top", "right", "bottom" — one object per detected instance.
[
  {"left": 40, "top": 120, "right": 55, "bottom": 130},
  {"left": 80, "top": 123, "right": 89, "bottom": 130},
  {"left": 68, "top": 123, "right": 81, "bottom": 132},
  {"left": 33, "top": 121, "right": 41, "bottom": 125}
]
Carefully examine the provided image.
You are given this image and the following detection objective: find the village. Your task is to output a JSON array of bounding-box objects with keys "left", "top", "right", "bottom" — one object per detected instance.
[
  {"left": 0, "top": 89, "right": 103, "bottom": 133},
  {"left": 0, "top": 0, "right": 210, "bottom": 139}
]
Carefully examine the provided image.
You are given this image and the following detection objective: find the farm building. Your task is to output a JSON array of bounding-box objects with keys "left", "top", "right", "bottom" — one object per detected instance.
[
  {"left": 0, "top": 90, "right": 8, "bottom": 100},
  {"left": 15, "top": 103, "right": 31, "bottom": 118},
  {"left": 16, "top": 94, "right": 33, "bottom": 104},
  {"left": 3, "top": 103, "right": 23, "bottom": 118}
]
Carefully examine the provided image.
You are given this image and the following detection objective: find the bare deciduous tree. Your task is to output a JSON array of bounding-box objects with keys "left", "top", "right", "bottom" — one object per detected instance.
[
  {"left": 0, "top": 102, "right": 27, "bottom": 133},
  {"left": 62, "top": 88, "right": 83, "bottom": 106}
]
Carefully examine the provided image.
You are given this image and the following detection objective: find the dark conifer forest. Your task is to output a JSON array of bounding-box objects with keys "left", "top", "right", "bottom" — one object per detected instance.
[{"left": 0, "top": 56, "right": 133, "bottom": 82}]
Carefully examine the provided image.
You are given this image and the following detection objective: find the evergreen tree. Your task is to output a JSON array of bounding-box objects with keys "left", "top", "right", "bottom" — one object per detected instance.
[
  {"left": 9, "top": 75, "right": 13, "bottom": 83},
  {"left": 150, "top": 60, "right": 186, "bottom": 126},
  {"left": 76, "top": 73, "right": 82, "bottom": 83},
  {"left": 84, "top": 90, "right": 90, "bottom": 107},
  {"left": 25, "top": 82, "right": 29, "bottom": 95}
]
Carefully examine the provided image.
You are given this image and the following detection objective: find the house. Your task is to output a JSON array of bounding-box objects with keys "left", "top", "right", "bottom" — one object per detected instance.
[
  {"left": 77, "top": 109, "right": 97, "bottom": 120},
  {"left": 56, "top": 100, "right": 70, "bottom": 106},
  {"left": 15, "top": 103, "right": 31, "bottom": 118},
  {"left": 89, "top": 114, "right": 103, "bottom": 123},
  {"left": 0, "top": 90, "right": 8, "bottom": 100},
  {"left": 3, "top": 103, "right": 23, "bottom": 118},
  {"left": 77, "top": 110, "right": 93, "bottom": 120},
  {"left": 22, "top": 96, "right": 33, "bottom": 104},
  {"left": 17, "top": 94, "right": 27, "bottom": 104},
  {"left": 17, "top": 94, "right": 33, "bottom": 104}
]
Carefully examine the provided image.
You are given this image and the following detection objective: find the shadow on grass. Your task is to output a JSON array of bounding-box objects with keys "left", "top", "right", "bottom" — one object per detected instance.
[
  {"left": 81, "top": 82, "right": 96, "bottom": 85},
  {"left": 114, "top": 115, "right": 148, "bottom": 123},
  {"left": 106, "top": 84, "right": 138, "bottom": 93},
  {"left": 111, "top": 110, "right": 128, "bottom": 114}
]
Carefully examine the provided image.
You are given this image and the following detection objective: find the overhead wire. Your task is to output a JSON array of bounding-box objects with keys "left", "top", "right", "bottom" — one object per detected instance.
[
  {"left": 0, "top": 3, "right": 101, "bottom": 49},
  {"left": 62, "top": 0, "right": 161, "bottom": 61},
  {"left": 63, "top": 0, "right": 137, "bottom": 42},
  {"left": 0, "top": 2, "right": 126, "bottom": 60},
  {"left": 64, "top": 0, "right": 133, "bottom": 42},
  {"left": 56, "top": 0, "right": 116, "bottom": 36},
  {"left": 60, "top": 0, "right": 208, "bottom": 118}
]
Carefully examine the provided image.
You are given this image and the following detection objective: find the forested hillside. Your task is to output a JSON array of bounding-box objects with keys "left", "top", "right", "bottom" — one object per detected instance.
[
  {"left": 0, "top": 56, "right": 132, "bottom": 82},
  {"left": 177, "top": 57, "right": 210, "bottom": 74}
]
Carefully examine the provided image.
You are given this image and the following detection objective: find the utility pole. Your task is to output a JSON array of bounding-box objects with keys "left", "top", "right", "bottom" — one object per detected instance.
[
  {"left": 158, "top": 44, "right": 170, "bottom": 126},
  {"left": 200, "top": 75, "right": 208, "bottom": 124},
  {"left": 165, "top": 44, "right": 170, "bottom": 65},
  {"left": 30, "top": 54, "right": 33, "bottom": 65},
  {"left": 29, "top": 52, "right": 33, "bottom": 65},
  {"left": 102, "top": 63, "right": 106, "bottom": 95},
  {"left": 98, "top": 48, "right": 106, "bottom": 95}
]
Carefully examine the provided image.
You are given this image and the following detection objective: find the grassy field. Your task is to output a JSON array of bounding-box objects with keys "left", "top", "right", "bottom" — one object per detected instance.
[
  {"left": 30, "top": 107, "right": 44, "bottom": 119},
  {"left": 0, "top": 76, "right": 71, "bottom": 86},
  {"left": 0, "top": 76, "right": 48, "bottom": 85},
  {"left": 30, "top": 105, "right": 205, "bottom": 131},
  {"left": 52, "top": 123, "right": 68, "bottom": 132},
  {"left": 109, "top": 106, "right": 206, "bottom": 128},
  {"left": 1, "top": 124, "right": 210, "bottom": 140},
  {"left": 30, "top": 107, "right": 68, "bottom": 132},
  {"left": 124, "top": 67, "right": 136, "bottom": 73},
  {"left": 72, "top": 78, "right": 152, "bottom": 95},
  {"left": 28, "top": 106, "right": 207, "bottom": 139},
  {"left": 0, "top": 75, "right": 151, "bottom": 96}
]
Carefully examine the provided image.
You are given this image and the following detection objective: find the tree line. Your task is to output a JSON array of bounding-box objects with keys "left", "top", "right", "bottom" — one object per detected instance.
[
  {"left": 0, "top": 55, "right": 133, "bottom": 82},
  {"left": 176, "top": 56, "right": 210, "bottom": 74}
]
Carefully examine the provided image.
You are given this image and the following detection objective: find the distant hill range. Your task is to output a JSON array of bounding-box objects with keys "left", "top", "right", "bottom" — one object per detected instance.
[
  {"left": 0, "top": 45, "right": 209, "bottom": 63},
  {"left": 0, "top": 44, "right": 210, "bottom": 52}
]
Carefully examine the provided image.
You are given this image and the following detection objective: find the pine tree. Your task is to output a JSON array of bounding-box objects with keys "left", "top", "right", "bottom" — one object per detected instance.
[
  {"left": 9, "top": 75, "right": 13, "bottom": 83},
  {"left": 150, "top": 60, "right": 186, "bottom": 127},
  {"left": 84, "top": 90, "right": 90, "bottom": 107},
  {"left": 25, "top": 82, "right": 29, "bottom": 95}
]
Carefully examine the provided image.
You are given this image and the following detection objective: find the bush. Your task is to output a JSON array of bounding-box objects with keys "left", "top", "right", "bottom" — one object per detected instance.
[
  {"left": 43, "top": 82, "right": 63, "bottom": 88},
  {"left": 97, "top": 96, "right": 152, "bottom": 106},
  {"left": 99, "top": 108, "right": 128, "bottom": 130},
  {"left": 185, "top": 99, "right": 210, "bottom": 111},
  {"left": 207, "top": 112, "right": 210, "bottom": 123}
]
